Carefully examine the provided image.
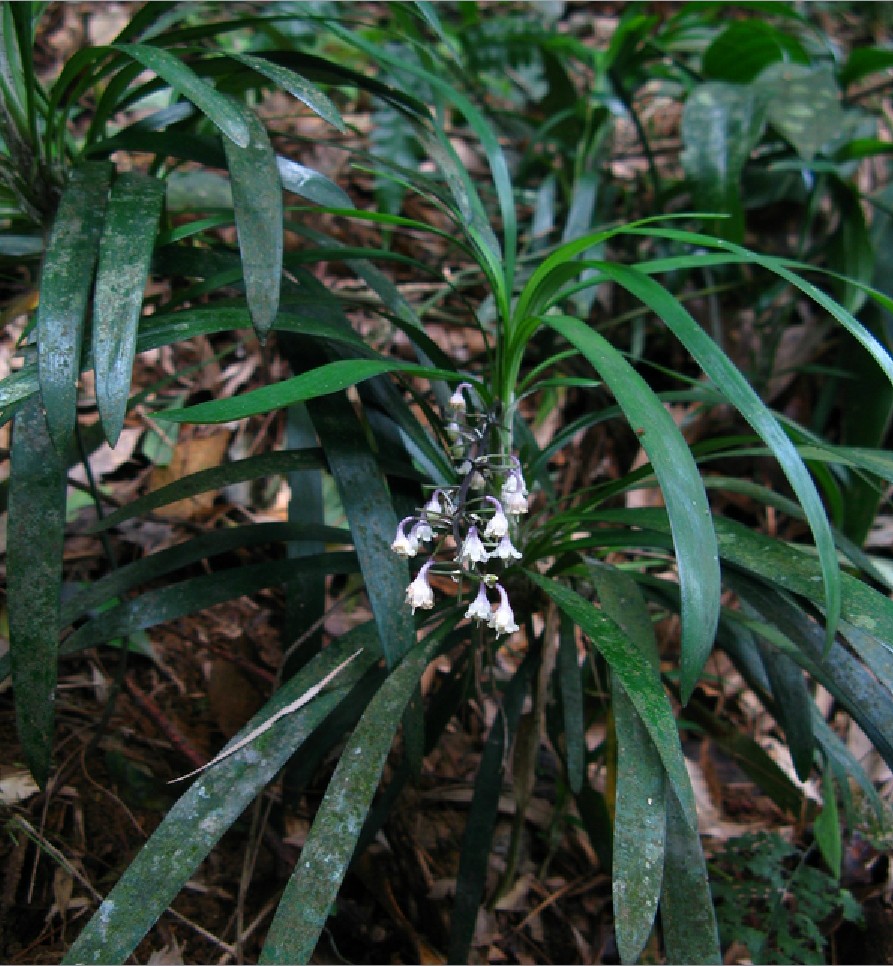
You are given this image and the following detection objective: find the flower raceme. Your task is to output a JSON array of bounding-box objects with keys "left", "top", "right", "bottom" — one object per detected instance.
[{"left": 391, "top": 387, "right": 529, "bottom": 639}]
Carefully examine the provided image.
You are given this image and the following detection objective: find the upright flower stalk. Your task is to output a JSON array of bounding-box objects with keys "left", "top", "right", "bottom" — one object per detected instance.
[{"left": 391, "top": 383, "right": 529, "bottom": 638}]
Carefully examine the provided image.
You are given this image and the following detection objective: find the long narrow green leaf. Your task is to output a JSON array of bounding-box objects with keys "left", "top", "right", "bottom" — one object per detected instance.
[
  {"left": 660, "top": 788, "right": 721, "bottom": 964},
  {"left": 91, "top": 449, "right": 323, "bottom": 531},
  {"left": 93, "top": 172, "right": 165, "bottom": 445},
  {"left": 221, "top": 101, "right": 282, "bottom": 340},
  {"left": 556, "top": 612, "right": 585, "bottom": 793},
  {"left": 7, "top": 396, "right": 66, "bottom": 788},
  {"left": 62, "top": 634, "right": 380, "bottom": 966},
  {"left": 757, "top": 641, "right": 815, "bottom": 781},
  {"left": 528, "top": 572, "right": 697, "bottom": 829},
  {"left": 61, "top": 553, "right": 357, "bottom": 654},
  {"left": 37, "top": 161, "right": 112, "bottom": 451},
  {"left": 231, "top": 52, "right": 345, "bottom": 131},
  {"left": 113, "top": 43, "right": 250, "bottom": 147},
  {"left": 308, "top": 390, "right": 415, "bottom": 667},
  {"left": 591, "top": 564, "right": 667, "bottom": 964},
  {"left": 259, "top": 624, "right": 448, "bottom": 963},
  {"left": 593, "top": 261, "right": 842, "bottom": 656},
  {"left": 544, "top": 314, "right": 720, "bottom": 701},
  {"left": 159, "top": 359, "right": 463, "bottom": 425}
]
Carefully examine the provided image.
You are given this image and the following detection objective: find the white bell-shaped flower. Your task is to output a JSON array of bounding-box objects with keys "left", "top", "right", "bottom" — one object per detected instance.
[
  {"left": 464, "top": 582, "right": 491, "bottom": 622},
  {"left": 411, "top": 520, "right": 434, "bottom": 545},
  {"left": 492, "top": 532, "right": 522, "bottom": 562},
  {"left": 391, "top": 517, "right": 419, "bottom": 557},
  {"left": 483, "top": 497, "right": 509, "bottom": 539},
  {"left": 501, "top": 469, "right": 529, "bottom": 515},
  {"left": 448, "top": 381, "right": 471, "bottom": 412},
  {"left": 405, "top": 560, "right": 435, "bottom": 613},
  {"left": 488, "top": 583, "right": 519, "bottom": 637},
  {"left": 458, "top": 525, "right": 489, "bottom": 568}
]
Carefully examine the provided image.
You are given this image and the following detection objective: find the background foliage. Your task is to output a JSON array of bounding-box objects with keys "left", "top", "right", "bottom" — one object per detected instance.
[{"left": 1, "top": 2, "right": 892, "bottom": 963}]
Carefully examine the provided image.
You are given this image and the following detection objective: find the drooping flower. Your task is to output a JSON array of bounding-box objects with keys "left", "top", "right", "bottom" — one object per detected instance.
[
  {"left": 492, "top": 532, "right": 522, "bottom": 562},
  {"left": 458, "top": 525, "right": 489, "bottom": 568},
  {"left": 410, "top": 520, "right": 434, "bottom": 545},
  {"left": 424, "top": 488, "right": 453, "bottom": 519},
  {"left": 464, "top": 582, "right": 491, "bottom": 622},
  {"left": 501, "top": 469, "right": 529, "bottom": 515},
  {"left": 448, "top": 382, "right": 472, "bottom": 412},
  {"left": 405, "top": 560, "right": 435, "bottom": 613},
  {"left": 391, "top": 517, "right": 420, "bottom": 557},
  {"left": 483, "top": 496, "right": 509, "bottom": 539},
  {"left": 488, "top": 583, "right": 519, "bottom": 637}
]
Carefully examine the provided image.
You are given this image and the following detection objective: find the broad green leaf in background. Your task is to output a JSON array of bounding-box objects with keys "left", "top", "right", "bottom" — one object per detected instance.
[
  {"left": 544, "top": 313, "right": 720, "bottom": 700},
  {"left": 7, "top": 396, "right": 66, "bottom": 788},
  {"left": 592, "top": 564, "right": 667, "bottom": 966},
  {"left": 756, "top": 62, "right": 846, "bottom": 161},
  {"left": 681, "top": 82, "right": 766, "bottom": 241},
  {"left": 701, "top": 19, "right": 807, "bottom": 83},
  {"left": 113, "top": 42, "right": 251, "bottom": 147},
  {"left": 93, "top": 171, "right": 165, "bottom": 445},
  {"left": 528, "top": 572, "right": 697, "bottom": 829},
  {"left": 37, "top": 161, "right": 112, "bottom": 452},
  {"left": 222, "top": 101, "right": 282, "bottom": 340},
  {"left": 259, "top": 623, "right": 450, "bottom": 964},
  {"left": 278, "top": 156, "right": 354, "bottom": 208},
  {"left": 62, "top": 635, "right": 380, "bottom": 966}
]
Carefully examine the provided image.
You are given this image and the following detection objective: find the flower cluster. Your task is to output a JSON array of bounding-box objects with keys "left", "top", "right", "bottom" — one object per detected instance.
[{"left": 391, "top": 383, "right": 529, "bottom": 638}]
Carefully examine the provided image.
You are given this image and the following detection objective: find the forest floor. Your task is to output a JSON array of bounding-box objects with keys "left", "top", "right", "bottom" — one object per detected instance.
[{"left": 2, "top": 3, "right": 893, "bottom": 964}]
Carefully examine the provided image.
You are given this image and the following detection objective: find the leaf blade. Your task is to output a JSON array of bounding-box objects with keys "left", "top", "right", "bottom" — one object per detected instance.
[
  {"left": 93, "top": 172, "right": 165, "bottom": 445},
  {"left": 37, "top": 162, "right": 112, "bottom": 451},
  {"left": 7, "top": 396, "right": 66, "bottom": 788}
]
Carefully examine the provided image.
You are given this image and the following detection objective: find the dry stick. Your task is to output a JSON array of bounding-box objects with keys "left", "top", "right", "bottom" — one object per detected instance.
[
  {"left": 124, "top": 674, "right": 206, "bottom": 771},
  {"left": 167, "top": 649, "right": 363, "bottom": 784}
]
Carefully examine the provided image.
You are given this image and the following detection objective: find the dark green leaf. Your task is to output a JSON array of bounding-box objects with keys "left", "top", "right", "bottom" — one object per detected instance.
[
  {"left": 62, "top": 635, "right": 380, "bottom": 966},
  {"left": 681, "top": 82, "right": 765, "bottom": 241},
  {"left": 62, "top": 554, "right": 357, "bottom": 653},
  {"left": 308, "top": 391, "right": 416, "bottom": 667},
  {"left": 591, "top": 563, "right": 666, "bottom": 963},
  {"left": 113, "top": 43, "right": 250, "bottom": 147},
  {"left": 91, "top": 450, "right": 324, "bottom": 531},
  {"left": 528, "top": 572, "right": 697, "bottom": 829},
  {"left": 232, "top": 52, "right": 345, "bottom": 131},
  {"left": 278, "top": 156, "right": 353, "bottom": 208},
  {"left": 222, "top": 102, "right": 282, "bottom": 340},
  {"left": 702, "top": 20, "right": 807, "bottom": 82},
  {"left": 93, "top": 172, "right": 165, "bottom": 445},
  {"left": 814, "top": 769, "right": 841, "bottom": 878},
  {"left": 7, "top": 396, "right": 66, "bottom": 788},
  {"left": 37, "top": 162, "right": 112, "bottom": 451},
  {"left": 661, "top": 787, "right": 721, "bottom": 964},
  {"left": 556, "top": 612, "right": 585, "bottom": 794},
  {"left": 159, "top": 359, "right": 462, "bottom": 425},
  {"left": 757, "top": 641, "right": 815, "bottom": 782},
  {"left": 258, "top": 625, "right": 448, "bottom": 964},
  {"left": 544, "top": 314, "right": 720, "bottom": 701}
]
